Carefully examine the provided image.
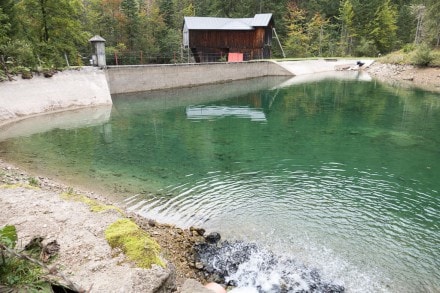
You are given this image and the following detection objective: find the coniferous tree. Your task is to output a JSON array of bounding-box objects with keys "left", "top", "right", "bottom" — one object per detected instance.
[
  {"left": 0, "top": 8, "right": 10, "bottom": 47},
  {"left": 425, "top": 0, "right": 440, "bottom": 46},
  {"left": 284, "top": 2, "right": 309, "bottom": 57},
  {"left": 370, "top": 0, "right": 398, "bottom": 54},
  {"left": 338, "top": 0, "right": 356, "bottom": 56},
  {"left": 121, "top": 0, "right": 140, "bottom": 50}
]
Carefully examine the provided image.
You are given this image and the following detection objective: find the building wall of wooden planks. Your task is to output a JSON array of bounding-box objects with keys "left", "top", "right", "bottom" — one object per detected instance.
[{"left": 188, "top": 22, "right": 273, "bottom": 62}]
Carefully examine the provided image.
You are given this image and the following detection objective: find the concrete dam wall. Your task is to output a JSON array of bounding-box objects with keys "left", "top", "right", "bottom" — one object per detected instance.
[
  {"left": 0, "top": 67, "right": 112, "bottom": 126},
  {"left": 105, "top": 61, "right": 293, "bottom": 94},
  {"left": 1, "top": 59, "right": 373, "bottom": 126}
]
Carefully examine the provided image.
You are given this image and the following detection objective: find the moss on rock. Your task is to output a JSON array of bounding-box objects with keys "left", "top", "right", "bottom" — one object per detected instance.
[{"left": 105, "top": 219, "right": 165, "bottom": 269}]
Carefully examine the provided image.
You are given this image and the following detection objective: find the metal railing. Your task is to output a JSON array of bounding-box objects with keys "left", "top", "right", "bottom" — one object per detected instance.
[{"left": 101, "top": 50, "right": 265, "bottom": 66}]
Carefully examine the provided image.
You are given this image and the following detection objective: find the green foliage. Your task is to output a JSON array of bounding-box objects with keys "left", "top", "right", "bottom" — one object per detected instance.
[
  {"left": 2, "top": 39, "right": 37, "bottom": 67},
  {"left": 379, "top": 50, "right": 410, "bottom": 64},
  {"left": 369, "top": 0, "right": 398, "bottom": 54},
  {"left": 379, "top": 45, "right": 439, "bottom": 66},
  {"left": 0, "top": 225, "right": 46, "bottom": 290},
  {"left": 403, "top": 43, "right": 416, "bottom": 53},
  {"left": 121, "top": 0, "right": 140, "bottom": 49},
  {"left": 430, "top": 49, "right": 440, "bottom": 66},
  {"left": 0, "top": 7, "right": 10, "bottom": 45},
  {"left": 354, "top": 37, "right": 377, "bottom": 57},
  {"left": 412, "top": 43, "right": 434, "bottom": 66},
  {"left": 284, "top": 3, "right": 309, "bottom": 57},
  {"left": 0, "top": 257, "right": 46, "bottom": 289},
  {"left": 338, "top": 0, "right": 356, "bottom": 56},
  {"left": 0, "top": 225, "right": 17, "bottom": 249},
  {"left": 105, "top": 219, "right": 165, "bottom": 269},
  {"left": 396, "top": 5, "right": 415, "bottom": 46},
  {"left": 13, "top": 0, "right": 89, "bottom": 67},
  {"left": 0, "top": 0, "right": 439, "bottom": 68},
  {"left": 28, "top": 177, "right": 39, "bottom": 187}
]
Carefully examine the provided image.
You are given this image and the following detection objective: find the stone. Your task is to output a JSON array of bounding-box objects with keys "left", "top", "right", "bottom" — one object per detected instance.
[
  {"left": 148, "top": 219, "right": 157, "bottom": 227},
  {"left": 205, "top": 232, "right": 221, "bottom": 244},
  {"left": 130, "top": 264, "right": 177, "bottom": 293},
  {"left": 180, "top": 279, "right": 213, "bottom": 293},
  {"left": 190, "top": 226, "right": 206, "bottom": 236}
]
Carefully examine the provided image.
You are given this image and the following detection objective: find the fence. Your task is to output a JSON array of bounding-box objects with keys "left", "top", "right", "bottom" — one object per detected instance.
[
  {"left": 105, "top": 50, "right": 188, "bottom": 65},
  {"left": 102, "top": 49, "right": 266, "bottom": 66}
]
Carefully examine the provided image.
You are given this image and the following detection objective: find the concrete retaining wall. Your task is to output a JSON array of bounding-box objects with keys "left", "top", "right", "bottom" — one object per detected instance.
[
  {"left": 0, "top": 67, "right": 112, "bottom": 125},
  {"left": 105, "top": 61, "right": 293, "bottom": 94}
]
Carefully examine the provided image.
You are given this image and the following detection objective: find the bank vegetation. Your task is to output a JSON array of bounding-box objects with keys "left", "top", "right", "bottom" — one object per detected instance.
[{"left": 0, "top": 0, "right": 439, "bottom": 80}]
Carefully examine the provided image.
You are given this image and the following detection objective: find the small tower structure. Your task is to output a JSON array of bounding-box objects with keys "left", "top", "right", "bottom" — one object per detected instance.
[{"left": 89, "top": 35, "right": 106, "bottom": 67}]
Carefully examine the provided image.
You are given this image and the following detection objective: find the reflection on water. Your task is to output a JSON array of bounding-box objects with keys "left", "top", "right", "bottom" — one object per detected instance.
[
  {"left": 186, "top": 106, "right": 267, "bottom": 121},
  {"left": 0, "top": 75, "right": 439, "bottom": 292},
  {"left": 0, "top": 106, "right": 112, "bottom": 141}
]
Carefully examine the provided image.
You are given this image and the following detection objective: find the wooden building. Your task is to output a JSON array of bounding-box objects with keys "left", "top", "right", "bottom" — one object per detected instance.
[{"left": 182, "top": 13, "right": 274, "bottom": 63}]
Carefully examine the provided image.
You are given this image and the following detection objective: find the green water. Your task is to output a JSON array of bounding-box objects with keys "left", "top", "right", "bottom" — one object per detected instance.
[{"left": 1, "top": 75, "right": 439, "bottom": 292}]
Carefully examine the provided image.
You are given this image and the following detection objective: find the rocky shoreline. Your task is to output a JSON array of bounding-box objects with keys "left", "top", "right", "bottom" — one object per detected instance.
[
  {"left": 366, "top": 62, "right": 440, "bottom": 93},
  {"left": 0, "top": 159, "right": 217, "bottom": 292}
]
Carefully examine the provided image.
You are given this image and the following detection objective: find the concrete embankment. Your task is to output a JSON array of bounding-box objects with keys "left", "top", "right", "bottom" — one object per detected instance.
[
  {"left": 106, "top": 59, "right": 374, "bottom": 95},
  {"left": 0, "top": 67, "right": 112, "bottom": 126},
  {"left": 105, "top": 61, "right": 293, "bottom": 94}
]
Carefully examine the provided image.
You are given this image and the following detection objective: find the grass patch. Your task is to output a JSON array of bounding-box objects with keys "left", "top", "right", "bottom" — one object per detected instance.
[
  {"left": 61, "top": 191, "right": 124, "bottom": 215},
  {"left": 0, "top": 225, "right": 50, "bottom": 291},
  {"left": 28, "top": 177, "right": 40, "bottom": 187},
  {"left": 379, "top": 45, "right": 440, "bottom": 67},
  {"left": 0, "top": 256, "right": 48, "bottom": 290},
  {"left": 105, "top": 219, "right": 165, "bottom": 269}
]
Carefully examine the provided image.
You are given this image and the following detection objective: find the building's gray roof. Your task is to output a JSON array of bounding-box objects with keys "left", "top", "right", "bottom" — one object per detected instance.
[
  {"left": 251, "top": 13, "right": 273, "bottom": 27},
  {"left": 184, "top": 13, "right": 272, "bottom": 31}
]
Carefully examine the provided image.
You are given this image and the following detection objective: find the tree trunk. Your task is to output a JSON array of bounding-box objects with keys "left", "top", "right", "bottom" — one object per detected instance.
[{"left": 40, "top": 0, "right": 49, "bottom": 42}]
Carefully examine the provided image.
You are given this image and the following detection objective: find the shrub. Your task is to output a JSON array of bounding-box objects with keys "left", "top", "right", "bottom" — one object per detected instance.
[
  {"left": 354, "top": 37, "right": 378, "bottom": 57},
  {"left": 430, "top": 49, "right": 440, "bottom": 67},
  {"left": 412, "top": 44, "right": 434, "bottom": 66},
  {"left": 0, "top": 225, "right": 46, "bottom": 290},
  {"left": 402, "top": 43, "right": 415, "bottom": 53},
  {"left": 2, "top": 40, "right": 37, "bottom": 68}
]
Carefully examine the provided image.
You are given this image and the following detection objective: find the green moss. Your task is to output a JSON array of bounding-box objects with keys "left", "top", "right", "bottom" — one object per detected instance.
[
  {"left": 60, "top": 192, "right": 124, "bottom": 215},
  {"left": 105, "top": 219, "right": 165, "bottom": 269}
]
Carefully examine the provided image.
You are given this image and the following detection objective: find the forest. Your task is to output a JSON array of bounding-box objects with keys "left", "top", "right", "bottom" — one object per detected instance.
[{"left": 0, "top": 0, "right": 439, "bottom": 70}]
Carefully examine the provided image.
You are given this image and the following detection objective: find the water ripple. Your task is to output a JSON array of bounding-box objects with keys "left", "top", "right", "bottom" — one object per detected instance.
[{"left": 128, "top": 163, "right": 439, "bottom": 292}]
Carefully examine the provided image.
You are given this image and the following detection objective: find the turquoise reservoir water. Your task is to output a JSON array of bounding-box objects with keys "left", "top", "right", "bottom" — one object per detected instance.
[{"left": 0, "top": 74, "right": 439, "bottom": 292}]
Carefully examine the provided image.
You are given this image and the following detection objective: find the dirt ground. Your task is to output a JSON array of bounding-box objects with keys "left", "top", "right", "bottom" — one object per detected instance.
[
  {"left": 1, "top": 62, "right": 438, "bottom": 292},
  {"left": 366, "top": 62, "right": 440, "bottom": 93},
  {"left": 0, "top": 159, "right": 207, "bottom": 292}
]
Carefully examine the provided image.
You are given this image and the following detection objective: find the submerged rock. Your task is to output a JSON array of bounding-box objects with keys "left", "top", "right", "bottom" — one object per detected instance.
[{"left": 194, "top": 241, "right": 345, "bottom": 293}]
